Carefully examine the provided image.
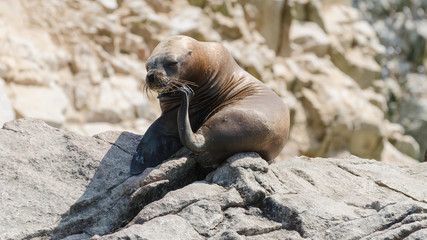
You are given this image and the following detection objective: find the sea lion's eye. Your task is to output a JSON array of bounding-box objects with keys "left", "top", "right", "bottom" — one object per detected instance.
[{"left": 166, "top": 61, "right": 178, "bottom": 68}]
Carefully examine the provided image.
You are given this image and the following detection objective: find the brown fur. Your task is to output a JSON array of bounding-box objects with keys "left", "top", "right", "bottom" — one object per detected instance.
[{"left": 130, "top": 36, "right": 290, "bottom": 174}]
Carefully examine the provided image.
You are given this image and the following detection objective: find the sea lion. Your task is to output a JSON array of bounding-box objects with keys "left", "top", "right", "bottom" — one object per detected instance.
[{"left": 130, "top": 35, "right": 290, "bottom": 175}]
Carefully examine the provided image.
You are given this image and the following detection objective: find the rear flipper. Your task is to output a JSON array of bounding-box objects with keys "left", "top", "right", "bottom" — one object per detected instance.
[{"left": 130, "top": 113, "right": 182, "bottom": 175}]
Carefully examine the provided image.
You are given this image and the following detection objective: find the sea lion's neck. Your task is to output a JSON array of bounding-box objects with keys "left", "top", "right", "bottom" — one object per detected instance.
[
  {"left": 192, "top": 62, "right": 262, "bottom": 125},
  {"left": 158, "top": 44, "right": 263, "bottom": 131}
]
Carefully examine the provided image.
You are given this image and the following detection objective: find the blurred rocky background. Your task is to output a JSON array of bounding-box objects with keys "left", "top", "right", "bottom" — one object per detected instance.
[{"left": 0, "top": 0, "right": 426, "bottom": 162}]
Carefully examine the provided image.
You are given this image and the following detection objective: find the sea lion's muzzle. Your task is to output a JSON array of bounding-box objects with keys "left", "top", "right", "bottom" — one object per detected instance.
[
  {"left": 146, "top": 71, "right": 156, "bottom": 84},
  {"left": 145, "top": 69, "right": 169, "bottom": 93}
]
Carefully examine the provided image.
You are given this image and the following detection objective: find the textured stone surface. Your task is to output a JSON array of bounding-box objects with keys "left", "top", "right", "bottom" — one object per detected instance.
[
  {"left": 9, "top": 84, "right": 69, "bottom": 127},
  {"left": 355, "top": 0, "right": 427, "bottom": 161},
  {"left": 97, "top": 153, "right": 427, "bottom": 240},
  {"left": 1, "top": 119, "right": 426, "bottom": 240},
  {"left": 94, "top": 215, "right": 204, "bottom": 240},
  {"left": 0, "top": 79, "right": 14, "bottom": 126},
  {"left": 0, "top": 119, "right": 198, "bottom": 239},
  {"left": 0, "top": 118, "right": 109, "bottom": 239},
  {"left": 0, "top": 0, "right": 424, "bottom": 163}
]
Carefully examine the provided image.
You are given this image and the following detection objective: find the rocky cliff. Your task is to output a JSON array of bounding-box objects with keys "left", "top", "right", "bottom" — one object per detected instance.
[
  {"left": 1, "top": 118, "right": 426, "bottom": 239},
  {"left": 0, "top": 0, "right": 425, "bottom": 163}
]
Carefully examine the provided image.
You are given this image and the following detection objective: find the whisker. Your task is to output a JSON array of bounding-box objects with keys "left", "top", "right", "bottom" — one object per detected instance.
[{"left": 143, "top": 76, "right": 198, "bottom": 98}]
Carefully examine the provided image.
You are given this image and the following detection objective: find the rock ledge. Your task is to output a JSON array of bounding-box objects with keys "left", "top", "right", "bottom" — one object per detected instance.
[{"left": 1, "top": 118, "right": 426, "bottom": 240}]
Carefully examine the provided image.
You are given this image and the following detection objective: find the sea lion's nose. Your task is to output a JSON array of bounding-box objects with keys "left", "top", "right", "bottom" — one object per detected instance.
[{"left": 146, "top": 72, "right": 155, "bottom": 83}]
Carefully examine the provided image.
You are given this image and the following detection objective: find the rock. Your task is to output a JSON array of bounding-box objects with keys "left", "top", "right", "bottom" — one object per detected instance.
[
  {"left": 177, "top": 200, "right": 224, "bottom": 236},
  {"left": 98, "top": 215, "right": 204, "bottom": 240},
  {"left": 94, "top": 154, "right": 427, "bottom": 239},
  {"left": 323, "top": 4, "right": 383, "bottom": 88},
  {"left": 381, "top": 141, "right": 420, "bottom": 165},
  {"left": 289, "top": 20, "right": 330, "bottom": 57},
  {"left": 9, "top": 84, "right": 69, "bottom": 127},
  {"left": 188, "top": 0, "right": 206, "bottom": 8},
  {"left": 97, "top": 0, "right": 118, "bottom": 11},
  {"left": 0, "top": 118, "right": 201, "bottom": 239},
  {"left": 211, "top": 11, "right": 243, "bottom": 40},
  {"left": 331, "top": 48, "right": 381, "bottom": 89},
  {"left": 0, "top": 118, "right": 110, "bottom": 240},
  {"left": 210, "top": 230, "right": 245, "bottom": 240},
  {"left": 290, "top": 0, "right": 325, "bottom": 30},
  {"left": 397, "top": 73, "right": 427, "bottom": 161},
  {"left": 355, "top": 1, "right": 427, "bottom": 161},
  {"left": 287, "top": 54, "right": 386, "bottom": 160},
  {"left": 69, "top": 44, "right": 103, "bottom": 85},
  {"left": 168, "top": 6, "right": 219, "bottom": 41},
  {"left": 412, "top": 20, "right": 427, "bottom": 65},
  {"left": 85, "top": 76, "right": 150, "bottom": 123},
  {"left": 66, "top": 122, "right": 128, "bottom": 137},
  {"left": 49, "top": 129, "right": 143, "bottom": 239},
  {"left": 0, "top": 79, "right": 15, "bottom": 126},
  {"left": 1, "top": 119, "right": 427, "bottom": 240},
  {"left": 216, "top": 207, "right": 283, "bottom": 235},
  {"left": 322, "top": 3, "right": 360, "bottom": 51},
  {"left": 51, "top": 141, "right": 201, "bottom": 239},
  {"left": 384, "top": 121, "right": 420, "bottom": 160},
  {"left": 349, "top": 121, "right": 384, "bottom": 160},
  {"left": 362, "top": 88, "right": 388, "bottom": 114},
  {"left": 169, "top": 7, "right": 202, "bottom": 35},
  {"left": 321, "top": 203, "right": 427, "bottom": 239},
  {"left": 129, "top": 182, "right": 244, "bottom": 226},
  {"left": 223, "top": 40, "right": 275, "bottom": 81},
  {"left": 245, "top": 0, "right": 291, "bottom": 55}
]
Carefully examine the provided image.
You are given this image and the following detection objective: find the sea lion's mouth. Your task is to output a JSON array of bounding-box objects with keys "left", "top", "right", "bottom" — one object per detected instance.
[
  {"left": 156, "top": 89, "right": 172, "bottom": 95},
  {"left": 156, "top": 85, "right": 189, "bottom": 99},
  {"left": 155, "top": 83, "right": 180, "bottom": 98},
  {"left": 154, "top": 79, "right": 197, "bottom": 99},
  {"left": 157, "top": 89, "right": 178, "bottom": 99}
]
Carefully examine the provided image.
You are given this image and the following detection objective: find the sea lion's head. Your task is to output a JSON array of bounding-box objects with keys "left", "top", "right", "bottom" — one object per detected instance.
[{"left": 145, "top": 36, "right": 203, "bottom": 96}]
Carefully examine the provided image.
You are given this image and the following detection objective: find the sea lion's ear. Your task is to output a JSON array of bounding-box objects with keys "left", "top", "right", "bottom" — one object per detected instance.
[{"left": 187, "top": 50, "right": 192, "bottom": 55}]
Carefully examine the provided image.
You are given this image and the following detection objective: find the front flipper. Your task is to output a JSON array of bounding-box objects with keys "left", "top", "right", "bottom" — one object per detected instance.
[
  {"left": 130, "top": 112, "right": 182, "bottom": 175},
  {"left": 177, "top": 85, "right": 206, "bottom": 153}
]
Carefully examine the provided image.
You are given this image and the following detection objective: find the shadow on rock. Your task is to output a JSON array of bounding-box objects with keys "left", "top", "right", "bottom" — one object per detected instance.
[{"left": 51, "top": 131, "right": 203, "bottom": 240}]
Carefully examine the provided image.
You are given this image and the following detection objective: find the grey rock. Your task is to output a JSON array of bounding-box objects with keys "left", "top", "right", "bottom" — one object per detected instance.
[
  {"left": 129, "top": 182, "right": 244, "bottom": 226},
  {"left": 1, "top": 119, "right": 427, "bottom": 240},
  {"left": 215, "top": 207, "right": 282, "bottom": 235},
  {"left": 0, "top": 79, "right": 15, "bottom": 126},
  {"left": 397, "top": 73, "right": 427, "bottom": 161},
  {"left": 0, "top": 119, "right": 200, "bottom": 239},
  {"left": 355, "top": 0, "right": 427, "bottom": 161},
  {"left": 322, "top": 203, "right": 427, "bottom": 240},
  {"left": 206, "top": 153, "right": 270, "bottom": 206},
  {"left": 51, "top": 140, "right": 200, "bottom": 239},
  {"left": 209, "top": 230, "right": 244, "bottom": 240},
  {"left": 245, "top": 229, "right": 303, "bottom": 240},
  {"left": 404, "top": 228, "right": 427, "bottom": 240},
  {"left": 94, "top": 215, "right": 203, "bottom": 240},
  {"left": 178, "top": 200, "right": 224, "bottom": 236},
  {"left": 0, "top": 118, "right": 109, "bottom": 240},
  {"left": 110, "top": 155, "right": 427, "bottom": 239}
]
